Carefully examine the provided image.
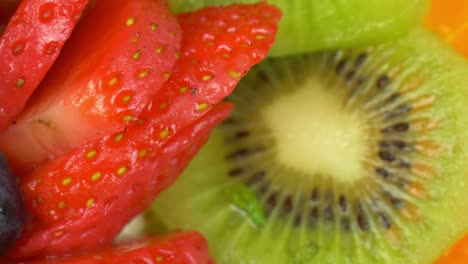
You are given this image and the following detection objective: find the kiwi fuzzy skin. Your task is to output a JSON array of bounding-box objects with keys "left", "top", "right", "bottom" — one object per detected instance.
[
  {"left": 168, "top": 0, "right": 430, "bottom": 57},
  {"left": 146, "top": 28, "right": 468, "bottom": 264}
]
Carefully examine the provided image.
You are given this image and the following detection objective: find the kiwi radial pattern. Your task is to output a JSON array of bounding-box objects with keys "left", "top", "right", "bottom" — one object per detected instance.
[
  {"left": 146, "top": 28, "right": 468, "bottom": 264},
  {"left": 168, "top": 0, "right": 430, "bottom": 57}
]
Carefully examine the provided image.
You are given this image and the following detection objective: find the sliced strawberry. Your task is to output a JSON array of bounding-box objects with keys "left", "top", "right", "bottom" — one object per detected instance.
[
  {"left": 0, "top": 0, "right": 181, "bottom": 174},
  {"left": 140, "top": 2, "right": 282, "bottom": 142},
  {"left": 12, "top": 232, "right": 213, "bottom": 264},
  {"left": 9, "top": 3, "right": 281, "bottom": 258},
  {"left": 0, "top": 0, "right": 89, "bottom": 130},
  {"left": 11, "top": 102, "right": 232, "bottom": 258}
]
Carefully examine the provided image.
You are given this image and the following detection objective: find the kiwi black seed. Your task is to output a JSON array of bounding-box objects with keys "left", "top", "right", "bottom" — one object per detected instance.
[
  {"left": 219, "top": 50, "right": 428, "bottom": 232},
  {"left": 146, "top": 28, "right": 468, "bottom": 264}
]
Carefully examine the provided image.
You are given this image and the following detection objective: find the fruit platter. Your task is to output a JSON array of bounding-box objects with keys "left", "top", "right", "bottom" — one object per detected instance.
[{"left": 0, "top": 0, "right": 467, "bottom": 263}]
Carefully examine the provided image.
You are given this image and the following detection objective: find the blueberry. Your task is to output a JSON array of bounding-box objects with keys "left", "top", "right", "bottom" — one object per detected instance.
[{"left": 0, "top": 153, "right": 24, "bottom": 255}]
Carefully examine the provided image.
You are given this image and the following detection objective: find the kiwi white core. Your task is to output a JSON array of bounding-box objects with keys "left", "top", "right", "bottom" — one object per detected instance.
[{"left": 261, "top": 77, "right": 368, "bottom": 184}]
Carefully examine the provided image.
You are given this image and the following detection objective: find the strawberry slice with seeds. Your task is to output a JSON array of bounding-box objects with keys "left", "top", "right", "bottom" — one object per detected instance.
[
  {"left": 12, "top": 232, "right": 213, "bottom": 264},
  {"left": 0, "top": 0, "right": 181, "bottom": 174},
  {"left": 143, "top": 2, "right": 282, "bottom": 141},
  {"left": 9, "top": 3, "right": 281, "bottom": 258},
  {"left": 0, "top": 0, "right": 89, "bottom": 130},
  {"left": 11, "top": 102, "right": 233, "bottom": 258}
]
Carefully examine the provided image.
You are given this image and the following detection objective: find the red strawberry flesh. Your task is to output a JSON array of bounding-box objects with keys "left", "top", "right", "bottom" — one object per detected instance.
[
  {"left": 0, "top": 0, "right": 181, "bottom": 174},
  {"left": 11, "top": 232, "right": 213, "bottom": 264},
  {"left": 0, "top": 0, "right": 89, "bottom": 130},
  {"left": 11, "top": 102, "right": 232, "bottom": 258},
  {"left": 137, "top": 1, "right": 282, "bottom": 151},
  {"left": 8, "top": 2, "right": 281, "bottom": 259}
]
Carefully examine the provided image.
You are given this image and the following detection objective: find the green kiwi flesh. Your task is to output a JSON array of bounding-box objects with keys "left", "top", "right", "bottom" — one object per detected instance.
[
  {"left": 168, "top": 0, "right": 430, "bottom": 57},
  {"left": 145, "top": 28, "right": 468, "bottom": 264}
]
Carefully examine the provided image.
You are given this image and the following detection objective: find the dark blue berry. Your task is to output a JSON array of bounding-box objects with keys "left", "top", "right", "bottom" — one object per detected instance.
[{"left": 0, "top": 153, "right": 24, "bottom": 255}]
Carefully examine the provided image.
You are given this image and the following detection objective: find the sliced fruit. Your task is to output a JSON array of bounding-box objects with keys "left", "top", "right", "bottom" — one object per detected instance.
[
  {"left": 0, "top": 0, "right": 182, "bottom": 174},
  {"left": 0, "top": 153, "right": 24, "bottom": 256},
  {"left": 435, "top": 234, "right": 468, "bottom": 264},
  {"left": 169, "top": 0, "right": 430, "bottom": 57},
  {"left": 424, "top": 1, "right": 468, "bottom": 262},
  {"left": 0, "top": 0, "right": 89, "bottom": 130},
  {"left": 11, "top": 232, "right": 213, "bottom": 264},
  {"left": 9, "top": 3, "right": 280, "bottom": 258},
  {"left": 144, "top": 2, "right": 281, "bottom": 142},
  {"left": 11, "top": 103, "right": 232, "bottom": 259},
  {"left": 425, "top": 0, "right": 468, "bottom": 57},
  {"left": 145, "top": 27, "right": 468, "bottom": 264}
]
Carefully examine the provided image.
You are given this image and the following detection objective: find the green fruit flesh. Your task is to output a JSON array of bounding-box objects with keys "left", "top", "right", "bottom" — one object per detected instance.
[
  {"left": 168, "top": 0, "right": 430, "bottom": 57},
  {"left": 146, "top": 28, "right": 468, "bottom": 264}
]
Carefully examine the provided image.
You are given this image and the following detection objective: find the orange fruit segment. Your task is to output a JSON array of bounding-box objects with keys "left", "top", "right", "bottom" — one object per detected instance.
[
  {"left": 425, "top": 0, "right": 468, "bottom": 57},
  {"left": 435, "top": 235, "right": 468, "bottom": 264}
]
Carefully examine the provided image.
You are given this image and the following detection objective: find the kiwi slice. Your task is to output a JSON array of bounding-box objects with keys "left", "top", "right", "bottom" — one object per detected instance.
[
  {"left": 168, "top": 0, "right": 430, "bottom": 57},
  {"left": 146, "top": 27, "right": 468, "bottom": 263}
]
